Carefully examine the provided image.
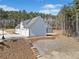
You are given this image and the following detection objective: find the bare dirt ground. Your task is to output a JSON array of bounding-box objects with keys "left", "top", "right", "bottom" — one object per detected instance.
[
  {"left": 1, "top": 29, "right": 79, "bottom": 59},
  {"left": 5, "top": 29, "right": 15, "bottom": 34},
  {"left": 0, "top": 38, "right": 37, "bottom": 59},
  {"left": 31, "top": 30, "right": 79, "bottom": 59}
]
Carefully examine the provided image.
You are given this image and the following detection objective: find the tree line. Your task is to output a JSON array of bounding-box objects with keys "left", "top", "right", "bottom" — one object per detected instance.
[
  {"left": 57, "top": 0, "right": 79, "bottom": 36},
  {"left": 0, "top": 8, "right": 55, "bottom": 28}
]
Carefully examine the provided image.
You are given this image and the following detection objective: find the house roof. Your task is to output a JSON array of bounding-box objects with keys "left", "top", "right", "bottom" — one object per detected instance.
[
  {"left": 16, "top": 16, "right": 44, "bottom": 28},
  {"left": 15, "top": 16, "right": 52, "bottom": 29},
  {"left": 26, "top": 16, "right": 43, "bottom": 27},
  {"left": 15, "top": 24, "right": 20, "bottom": 28},
  {"left": 23, "top": 16, "right": 45, "bottom": 28},
  {"left": 22, "top": 19, "right": 31, "bottom": 28}
]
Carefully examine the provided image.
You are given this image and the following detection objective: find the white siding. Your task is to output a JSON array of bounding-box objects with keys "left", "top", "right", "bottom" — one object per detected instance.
[
  {"left": 15, "top": 29, "right": 20, "bottom": 34},
  {"left": 15, "top": 28, "right": 29, "bottom": 37},
  {"left": 15, "top": 22, "right": 30, "bottom": 37},
  {"left": 30, "top": 18, "right": 47, "bottom": 36}
]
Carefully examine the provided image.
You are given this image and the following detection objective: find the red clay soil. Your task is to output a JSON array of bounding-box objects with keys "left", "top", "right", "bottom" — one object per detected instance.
[{"left": 0, "top": 39, "right": 37, "bottom": 59}]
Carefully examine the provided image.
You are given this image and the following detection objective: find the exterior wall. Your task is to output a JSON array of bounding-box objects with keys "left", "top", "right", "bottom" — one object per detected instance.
[
  {"left": 47, "top": 28, "right": 53, "bottom": 33},
  {"left": 15, "top": 28, "right": 29, "bottom": 37},
  {"left": 15, "top": 29, "right": 20, "bottom": 34},
  {"left": 20, "top": 28, "right": 29, "bottom": 36},
  {"left": 15, "top": 17, "right": 49, "bottom": 37},
  {"left": 30, "top": 18, "right": 47, "bottom": 36},
  {"left": 15, "top": 22, "right": 30, "bottom": 37}
]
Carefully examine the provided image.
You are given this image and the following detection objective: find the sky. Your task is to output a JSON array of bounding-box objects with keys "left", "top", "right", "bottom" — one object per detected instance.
[{"left": 0, "top": 0, "right": 73, "bottom": 15}]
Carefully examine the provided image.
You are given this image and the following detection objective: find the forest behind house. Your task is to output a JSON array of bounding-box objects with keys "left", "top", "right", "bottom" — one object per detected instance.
[
  {"left": 0, "top": 8, "right": 56, "bottom": 28},
  {"left": 57, "top": 0, "right": 79, "bottom": 37}
]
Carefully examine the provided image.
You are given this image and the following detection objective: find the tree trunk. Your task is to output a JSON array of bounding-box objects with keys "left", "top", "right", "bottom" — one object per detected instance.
[{"left": 76, "top": 13, "right": 79, "bottom": 35}]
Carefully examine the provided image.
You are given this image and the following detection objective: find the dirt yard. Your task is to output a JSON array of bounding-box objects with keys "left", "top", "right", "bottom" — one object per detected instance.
[
  {"left": 37, "top": 37, "right": 79, "bottom": 59},
  {"left": 5, "top": 29, "right": 15, "bottom": 34},
  {"left": 0, "top": 38, "right": 36, "bottom": 59},
  {"left": 0, "top": 29, "right": 79, "bottom": 59},
  {"left": 31, "top": 30, "right": 79, "bottom": 59}
]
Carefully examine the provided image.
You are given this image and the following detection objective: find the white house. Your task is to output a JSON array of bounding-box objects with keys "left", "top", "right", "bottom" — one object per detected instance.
[{"left": 15, "top": 16, "right": 53, "bottom": 37}]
